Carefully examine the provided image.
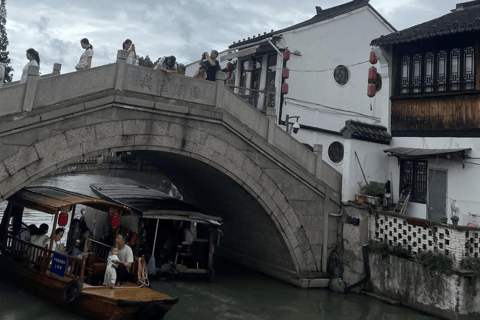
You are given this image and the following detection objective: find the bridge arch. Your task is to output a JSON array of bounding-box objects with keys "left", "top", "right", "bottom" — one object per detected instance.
[{"left": 0, "top": 114, "right": 324, "bottom": 281}]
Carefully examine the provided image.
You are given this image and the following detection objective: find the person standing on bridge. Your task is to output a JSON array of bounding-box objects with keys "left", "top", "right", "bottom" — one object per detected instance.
[
  {"left": 123, "top": 39, "right": 137, "bottom": 65},
  {"left": 199, "top": 50, "right": 220, "bottom": 81},
  {"left": 20, "top": 48, "right": 40, "bottom": 84},
  {"left": 75, "top": 38, "right": 94, "bottom": 71}
]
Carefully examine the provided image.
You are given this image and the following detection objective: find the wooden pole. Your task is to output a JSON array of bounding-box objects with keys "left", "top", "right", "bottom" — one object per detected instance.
[{"left": 151, "top": 219, "right": 159, "bottom": 256}]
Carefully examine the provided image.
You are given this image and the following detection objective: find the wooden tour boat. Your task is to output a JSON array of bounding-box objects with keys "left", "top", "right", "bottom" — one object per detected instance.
[
  {"left": 89, "top": 184, "right": 222, "bottom": 281},
  {"left": 0, "top": 186, "right": 178, "bottom": 320}
]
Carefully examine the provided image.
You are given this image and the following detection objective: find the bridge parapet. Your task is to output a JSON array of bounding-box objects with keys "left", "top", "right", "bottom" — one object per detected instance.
[{"left": 0, "top": 50, "right": 341, "bottom": 197}]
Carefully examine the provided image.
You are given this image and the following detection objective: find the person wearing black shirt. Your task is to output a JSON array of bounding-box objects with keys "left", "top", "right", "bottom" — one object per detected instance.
[{"left": 199, "top": 50, "right": 220, "bottom": 81}]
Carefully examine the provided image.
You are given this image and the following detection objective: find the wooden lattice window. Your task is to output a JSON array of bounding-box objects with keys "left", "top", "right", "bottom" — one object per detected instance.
[
  {"left": 400, "top": 160, "right": 427, "bottom": 203},
  {"left": 398, "top": 45, "right": 475, "bottom": 94}
]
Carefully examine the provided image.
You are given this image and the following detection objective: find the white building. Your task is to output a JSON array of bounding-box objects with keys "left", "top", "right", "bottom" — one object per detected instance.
[{"left": 186, "top": 0, "right": 397, "bottom": 206}]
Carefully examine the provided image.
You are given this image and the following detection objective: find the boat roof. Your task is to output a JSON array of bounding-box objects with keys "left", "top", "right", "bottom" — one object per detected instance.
[
  {"left": 90, "top": 184, "right": 222, "bottom": 225},
  {"left": 8, "top": 186, "right": 133, "bottom": 216}
]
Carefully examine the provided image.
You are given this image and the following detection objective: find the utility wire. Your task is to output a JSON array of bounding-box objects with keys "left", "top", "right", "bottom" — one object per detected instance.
[
  {"left": 285, "top": 97, "right": 380, "bottom": 121},
  {"left": 288, "top": 60, "right": 370, "bottom": 73}
]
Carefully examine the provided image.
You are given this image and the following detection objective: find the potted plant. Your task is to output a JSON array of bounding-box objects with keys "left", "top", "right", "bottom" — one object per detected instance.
[
  {"left": 360, "top": 182, "right": 385, "bottom": 205},
  {"left": 440, "top": 215, "right": 448, "bottom": 224},
  {"left": 450, "top": 215, "right": 459, "bottom": 226}
]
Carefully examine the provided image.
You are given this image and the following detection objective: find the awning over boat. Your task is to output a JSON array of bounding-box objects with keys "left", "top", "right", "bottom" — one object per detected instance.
[
  {"left": 90, "top": 184, "right": 222, "bottom": 225},
  {"left": 7, "top": 186, "right": 133, "bottom": 216},
  {"left": 220, "top": 45, "right": 260, "bottom": 62},
  {"left": 383, "top": 147, "right": 471, "bottom": 160}
]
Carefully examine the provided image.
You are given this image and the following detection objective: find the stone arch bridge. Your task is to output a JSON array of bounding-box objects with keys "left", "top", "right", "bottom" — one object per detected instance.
[{"left": 0, "top": 51, "right": 342, "bottom": 287}]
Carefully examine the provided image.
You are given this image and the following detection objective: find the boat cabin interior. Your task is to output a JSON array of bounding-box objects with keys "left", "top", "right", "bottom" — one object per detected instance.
[{"left": 0, "top": 186, "right": 145, "bottom": 286}]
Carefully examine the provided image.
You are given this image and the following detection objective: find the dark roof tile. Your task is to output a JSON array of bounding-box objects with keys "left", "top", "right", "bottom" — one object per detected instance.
[{"left": 371, "top": 2, "right": 480, "bottom": 46}]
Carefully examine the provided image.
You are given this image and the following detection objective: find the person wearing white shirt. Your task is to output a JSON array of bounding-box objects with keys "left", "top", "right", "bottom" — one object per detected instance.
[
  {"left": 49, "top": 228, "right": 65, "bottom": 253},
  {"left": 75, "top": 38, "right": 94, "bottom": 71},
  {"left": 20, "top": 48, "right": 40, "bottom": 84},
  {"left": 123, "top": 39, "right": 137, "bottom": 65}
]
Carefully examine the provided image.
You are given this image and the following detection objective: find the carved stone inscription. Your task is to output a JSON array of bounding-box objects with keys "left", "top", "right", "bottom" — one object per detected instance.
[
  {"left": 174, "top": 80, "right": 186, "bottom": 98},
  {"left": 139, "top": 75, "right": 152, "bottom": 90}
]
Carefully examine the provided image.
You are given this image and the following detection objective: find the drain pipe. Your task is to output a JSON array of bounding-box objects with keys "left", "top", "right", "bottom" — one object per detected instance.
[{"left": 344, "top": 244, "right": 370, "bottom": 292}]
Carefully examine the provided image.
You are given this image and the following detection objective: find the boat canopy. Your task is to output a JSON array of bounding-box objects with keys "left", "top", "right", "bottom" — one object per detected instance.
[
  {"left": 7, "top": 186, "right": 133, "bottom": 216},
  {"left": 90, "top": 184, "right": 222, "bottom": 226}
]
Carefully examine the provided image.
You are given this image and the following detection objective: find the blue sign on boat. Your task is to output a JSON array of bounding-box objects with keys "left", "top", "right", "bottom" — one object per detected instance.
[{"left": 50, "top": 252, "right": 67, "bottom": 278}]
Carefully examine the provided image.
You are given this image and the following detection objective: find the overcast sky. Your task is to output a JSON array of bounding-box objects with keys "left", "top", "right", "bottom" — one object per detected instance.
[{"left": 4, "top": 0, "right": 459, "bottom": 80}]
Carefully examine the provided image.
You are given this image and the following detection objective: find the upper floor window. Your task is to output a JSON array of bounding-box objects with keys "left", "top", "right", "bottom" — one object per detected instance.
[{"left": 399, "top": 45, "right": 475, "bottom": 94}]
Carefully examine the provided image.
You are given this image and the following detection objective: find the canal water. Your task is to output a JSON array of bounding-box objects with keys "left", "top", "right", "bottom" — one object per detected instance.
[{"left": 0, "top": 171, "right": 437, "bottom": 320}]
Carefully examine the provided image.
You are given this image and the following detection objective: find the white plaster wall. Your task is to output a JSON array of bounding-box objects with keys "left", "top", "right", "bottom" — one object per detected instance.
[
  {"left": 389, "top": 137, "right": 480, "bottom": 224},
  {"left": 342, "top": 139, "right": 390, "bottom": 202},
  {"left": 280, "top": 7, "right": 393, "bottom": 135}
]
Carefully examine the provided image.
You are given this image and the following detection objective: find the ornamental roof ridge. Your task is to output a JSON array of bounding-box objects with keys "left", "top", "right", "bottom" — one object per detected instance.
[{"left": 229, "top": 0, "right": 394, "bottom": 49}]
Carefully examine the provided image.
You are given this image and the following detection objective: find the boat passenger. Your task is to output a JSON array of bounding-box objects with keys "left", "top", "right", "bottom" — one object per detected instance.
[
  {"left": 71, "top": 229, "right": 92, "bottom": 258},
  {"left": 66, "top": 219, "right": 81, "bottom": 255},
  {"left": 15, "top": 224, "right": 36, "bottom": 242},
  {"left": 30, "top": 223, "right": 49, "bottom": 247},
  {"left": 114, "top": 234, "right": 134, "bottom": 284},
  {"left": 49, "top": 228, "right": 65, "bottom": 252},
  {"left": 103, "top": 246, "right": 120, "bottom": 288}
]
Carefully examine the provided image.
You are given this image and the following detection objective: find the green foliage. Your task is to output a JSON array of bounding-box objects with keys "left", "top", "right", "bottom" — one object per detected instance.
[
  {"left": 0, "top": 0, "right": 13, "bottom": 83},
  {"left": 177, "top": 63, "right": 186, "bottom": 75},
  {"left": 137, "top": 55, "right": 154, "bottom": 68},
  {"left": 361, "top": 181, "right": 385, "bottom": 197},
  {"left": 416, "top": 251, "right": 453, "bottom": 276},
  {"left": 368, "top": 241, "right": 412, "bottom": 259}
]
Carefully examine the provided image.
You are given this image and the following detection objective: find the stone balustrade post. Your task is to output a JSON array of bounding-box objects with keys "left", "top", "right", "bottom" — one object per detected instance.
[
  {"left": 114, "top": 50, "right": 129, "bottom": 91},
  {"left": 23, "top": 65, "right": 39, "bottom": 112},
  {"left": 266, "top": 108, "right": 277, "bottom": 144},
  {"left": 214, "top": 71, "right": 225, "bottom": 108},
  {"left": 314, "top": 144, "right": 323, "bottom": 179},
  {"left": 52, "top": 63, "right": 62, "bottom": 76}
]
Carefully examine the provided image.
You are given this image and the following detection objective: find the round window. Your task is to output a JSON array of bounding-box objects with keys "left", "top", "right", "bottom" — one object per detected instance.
[
  {"left": 328, "top": 142, "right": 344, "bottom": 163},
  {"left": 333, "top": 65, "right": 349, "bottom": 85},
  {"left": 376, "top": 73, "right": 382, "bottom": 92}
]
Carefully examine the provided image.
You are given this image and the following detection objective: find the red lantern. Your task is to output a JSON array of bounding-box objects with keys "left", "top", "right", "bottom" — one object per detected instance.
[
  {"left": 368, "top": 66, "right": 377, "bottom": 81},
  {"left": 370, "top": 51, "right": 377, "bottom": 64},
  {"left": 283, "top": 49, "right": 291, "bottom": 61},
  {"left": 227, "top": 62, "right": 233, "bottom": 72},
  {"left": 58, "top": 212, "right": 68, "bottom": 227},
  {"left": 367, "top": 83, "right": 376, "bottom": 97},
  {"left": 281, "top": 83, "right": 289, "bottom": 94},
  {"left": 110, "top": 213, "right": 121, "bottom": 228},
  {"left": 282, "top": 68, "right": 289, "bottom": 79}
]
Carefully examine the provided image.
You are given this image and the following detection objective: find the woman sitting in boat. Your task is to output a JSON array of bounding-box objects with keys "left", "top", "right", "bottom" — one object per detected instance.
[
  {"left": 30, "top": 223, "right": 49, "bottom": 247},
  {"left": 49, "top": 228, "right": 65, "bottom": 252},
  {"left": 71, "top": 229, "right": 92, "bottom": 258},
  {"left": 114, "top": 234, "right": 134, "bottom": 284},
  {"left": 66, "top": 219, "right": 81, "bottom": 255},
  {"left": 15, "top": 224, "right": 37, "bottom": 242},
  {"left": 103, "top": 245, "right": 120, "bottom": 288}
]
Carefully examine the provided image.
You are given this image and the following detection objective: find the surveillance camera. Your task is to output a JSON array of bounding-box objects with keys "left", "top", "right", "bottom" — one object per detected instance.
[{"left": 292, "top": 122, "right": 300, "bottom": 134}]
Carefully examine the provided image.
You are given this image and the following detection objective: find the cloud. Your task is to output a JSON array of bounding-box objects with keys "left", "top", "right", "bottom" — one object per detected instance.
[{"left": 3, "top": 0, "right": 461, "bottom": 80}]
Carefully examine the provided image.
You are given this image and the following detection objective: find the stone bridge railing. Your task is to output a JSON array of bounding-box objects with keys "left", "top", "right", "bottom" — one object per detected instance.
[
  {"left": 370, "top": 211, "right": 480, "bottom": 266},
  {"left": 0, "top": 50, "right": 342, "bottom": 199}
]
